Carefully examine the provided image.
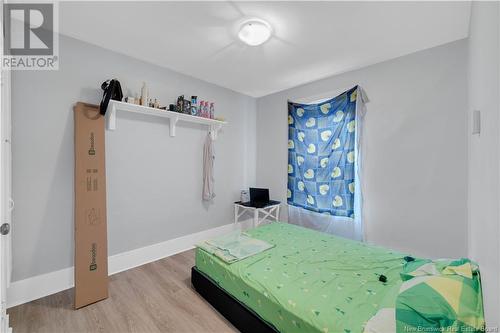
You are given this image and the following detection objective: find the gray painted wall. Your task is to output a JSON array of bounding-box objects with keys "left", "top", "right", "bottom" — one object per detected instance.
[
  {"left": 12, "top": 34, "right": 469, "bottom": 285},
  {"left": 256, "top": 40, "right": 468, "bottom": 259},
  {"left": 467, "top": 2, "right": 499, "bottom": 326},
  {"left": 11, "top": 35, "right": 256, "bottom": 281}
]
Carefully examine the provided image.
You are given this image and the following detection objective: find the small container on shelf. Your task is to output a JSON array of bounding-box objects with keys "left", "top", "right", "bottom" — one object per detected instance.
[
  {"left": 209, "top": 102, "right": 214, "bottom": 119},
  {"left": 125, "top": 96, "right": 136, "bottom": 104},
  {"left": 191, "top": 96, "right": 198, "bottom": 116},
  {"left": 176, "top": 95, "right": 184, "bottom": 113},
  {"left": 183, "top": 99, "right": 191, "bottom": 114},
  {"left": 203, "top": 101, "right": 209, "bottom": 118},
  {"left": 199, "top": 101, "right": 205, "bottom": 117}
]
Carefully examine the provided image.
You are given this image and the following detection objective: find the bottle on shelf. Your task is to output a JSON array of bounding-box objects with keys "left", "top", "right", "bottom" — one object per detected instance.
[
  {"left": 140, "top": 82, "right": 148, "bottom": 106},
  {"left": 183, "top": 100, "right": 191, "bottom": 114},
  {"left": 203, "top": 101, "right": 209, "bottom": 118},
  {"left": 199, "top": 101, "right": 205, "bottom": 117},
  {"left": 191, "top": 96, "right": 198, "bottom": 116},
  {"left": 209, "top": 102, "right": 214, "bottom": 119},
  {"left": 176, "top": 95, "right": 184, "bottom": 113}
]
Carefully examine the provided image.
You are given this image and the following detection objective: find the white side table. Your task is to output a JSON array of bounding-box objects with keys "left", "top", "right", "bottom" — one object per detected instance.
[{"left": 234, "top": 202, "right": 281, "bottom": 228}]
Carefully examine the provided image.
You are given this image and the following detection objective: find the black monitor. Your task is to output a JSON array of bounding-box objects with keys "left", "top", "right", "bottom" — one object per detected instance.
[{"left": 249, "top": 188, "right": 270, "bottom": 204}]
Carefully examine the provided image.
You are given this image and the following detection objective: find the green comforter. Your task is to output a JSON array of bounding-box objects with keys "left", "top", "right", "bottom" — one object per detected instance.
[{"left": 196, "top": 222, "right": 408, "bottom": 333}]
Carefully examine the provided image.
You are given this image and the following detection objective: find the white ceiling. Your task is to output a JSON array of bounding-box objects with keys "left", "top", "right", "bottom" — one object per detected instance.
[{"left": 60, "top": 1, "right": 471, "bottom": 97}]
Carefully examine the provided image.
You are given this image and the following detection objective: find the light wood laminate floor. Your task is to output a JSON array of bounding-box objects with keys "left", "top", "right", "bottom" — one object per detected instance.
[{"left": 8, "top": 249, "right": 237, "bottom": 333}]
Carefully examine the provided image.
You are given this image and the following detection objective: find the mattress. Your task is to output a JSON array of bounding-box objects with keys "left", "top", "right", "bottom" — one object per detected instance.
[{"left": 195, "top": 222, "right": 408, "bottom": 333}]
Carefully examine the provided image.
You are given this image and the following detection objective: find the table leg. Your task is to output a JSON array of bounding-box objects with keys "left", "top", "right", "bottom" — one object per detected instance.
[{"left": 253, "top": 209, "right": 259, "bottom": 228}]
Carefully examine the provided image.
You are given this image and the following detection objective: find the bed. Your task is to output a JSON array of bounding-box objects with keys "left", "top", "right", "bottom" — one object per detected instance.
[{"left": 192, "top": 222, "right": 484, "bottom": 333}]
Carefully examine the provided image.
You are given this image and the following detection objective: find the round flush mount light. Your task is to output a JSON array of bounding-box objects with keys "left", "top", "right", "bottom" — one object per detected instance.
[{"left": 238, "top": 19, "right": 272, "bottom": 46}]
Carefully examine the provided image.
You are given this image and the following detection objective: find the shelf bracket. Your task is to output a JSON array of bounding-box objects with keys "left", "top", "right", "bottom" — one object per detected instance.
[
  {"left": 169, "top": 116, "right": 179, "bottom": 137},
  {"left": 107, "top": 103, "right": 117, "bottom": 131}
]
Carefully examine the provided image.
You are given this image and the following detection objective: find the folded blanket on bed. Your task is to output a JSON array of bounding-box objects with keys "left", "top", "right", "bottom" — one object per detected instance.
[
  {"left": 365, "top": 258, "right": 485, "bottom": 333},
  {"left": 197, "top": 231, "right": 275, "bottom": 264},
  {"left": 396, "top": 258, "right": 485, "bottom": 333}
]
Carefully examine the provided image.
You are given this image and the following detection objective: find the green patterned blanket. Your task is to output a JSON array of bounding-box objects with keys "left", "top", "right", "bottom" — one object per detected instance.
[
  {"left": 195, "top": 223, "right": 484, "bottom": 333},
  {"left": 196, "top": 223, "right": 408, "bottom": 333}
]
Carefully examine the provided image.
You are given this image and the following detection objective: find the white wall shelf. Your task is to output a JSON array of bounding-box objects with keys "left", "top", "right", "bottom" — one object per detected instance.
[{"left": 106, "top": 100, "right": 227, "bottom": 139}]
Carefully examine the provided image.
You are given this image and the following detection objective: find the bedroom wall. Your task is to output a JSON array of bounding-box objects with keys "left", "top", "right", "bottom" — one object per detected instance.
[
  {"left": 11, "top": 34, "right": 257, "bottom": 281},
  {"left": 256, "top": 40, "right": 468, "bottom": 259},
  {"left": 467, "top": 2, "right": 500, "bottom": 326}
]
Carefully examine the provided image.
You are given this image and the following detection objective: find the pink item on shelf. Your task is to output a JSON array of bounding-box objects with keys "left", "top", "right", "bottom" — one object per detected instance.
[
  {"left": 200, "top": 101, "right": 205, "bottom": 117},
  {"left": 203, "top": 101, "right": 209, "bottom": 118}
]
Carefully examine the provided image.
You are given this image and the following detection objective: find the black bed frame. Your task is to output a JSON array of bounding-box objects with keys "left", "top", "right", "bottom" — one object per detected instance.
[{"left": 191, "top": 267, "right": 279, "bottom": 333}]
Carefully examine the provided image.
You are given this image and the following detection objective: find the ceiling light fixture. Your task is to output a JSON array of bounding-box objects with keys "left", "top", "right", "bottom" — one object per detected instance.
[{"left": 238, "top": 19, "right": 272, "bottom": 46}]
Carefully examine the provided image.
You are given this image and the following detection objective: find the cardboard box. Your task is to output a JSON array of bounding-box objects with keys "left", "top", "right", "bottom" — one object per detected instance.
[{"left": 74, "top": 102, "right": 108, "bottom": 309}]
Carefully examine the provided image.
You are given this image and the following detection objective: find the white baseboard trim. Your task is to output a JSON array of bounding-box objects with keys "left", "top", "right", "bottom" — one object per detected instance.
[{"left": 7, "top": 220, "right": 253, "bottom": 308}]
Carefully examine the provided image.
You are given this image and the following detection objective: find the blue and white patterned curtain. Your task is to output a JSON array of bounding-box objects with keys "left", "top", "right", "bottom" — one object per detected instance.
[{"left": 287, "top": 86, "right": 358, "bottom": 217}]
